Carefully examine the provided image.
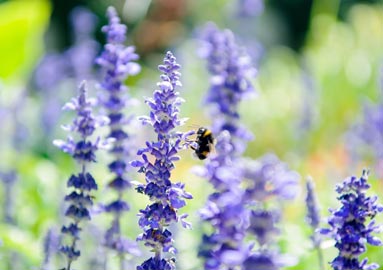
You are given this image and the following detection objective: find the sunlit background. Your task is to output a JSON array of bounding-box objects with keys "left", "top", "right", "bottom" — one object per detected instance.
[{"left": 0, "top": 0, "right": 382, "bottom": 269}]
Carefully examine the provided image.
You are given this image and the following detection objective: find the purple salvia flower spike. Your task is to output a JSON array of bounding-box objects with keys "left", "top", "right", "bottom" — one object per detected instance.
[
  {"left": 346, "top": 90, "right": 383, "bottom": 177},
  {"left": 242, "top": 154, "right": 300, "bottom": 203},
  {"left": 198, "top": 22, "right": 300, "bottom": 270},
  {"left": 33, "top": 53, "right": 71, "bottom": 135},
  {"left": 197, "top": 23, "right": 257, "bottom": 269},
  {"left": 305, "top": 176, "right": 325, "bottom": 270},
  {"left": 96, "top": 6, "right": 141, "bottom": 267},
  {"left": 237, "top": 0, "right": 264, "bottom": 17},
  {"left": 242, "top": 155, "right": 300, "bottom": 270},
  {"left": 197, "top": 131, "right": 251, "bottom": 270},
  {"left": 320, "top": 170, "right": 383, "bottom": 270},
  {"left": 66, "top": 7, "right": 99, "bottom": 82},
  {"left": 34, "top": 8, "right": 98, "bottom": 136},
  {"left": 54, "top": 81, "right": 102, "bottom": 270},
  {"left": 133, "top": 51, "right": 193, "bottom": 270},
  {"left": 41, "top": 227, "right": 61, "bottom": 270},
  {"left": 305, "top": 177, "right": 321, "bottom": 231},
  {"left": 0, "top": 170, "right": 17, "bottom": 224},
  {"left": 199, "top": 22, "right": 256, "bottom": 155}
]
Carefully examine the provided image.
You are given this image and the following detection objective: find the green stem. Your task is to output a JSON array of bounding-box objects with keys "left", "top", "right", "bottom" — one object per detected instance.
[
  {"left": 66, "top": 220, "right": 80, "bottom": 270},
  {"left": 311, "top": 0, "right": 340, "bottom": 19},
  {"left": 119, "top": 253, "right": 125, "bottom": 270},
  {"left": 155, "top": 249, "right": 162, "bottom": 260},
  {"left": 316, "top": 243, "right": 325, "bottom": 270},
  {"left": 155, "top": 224, "right": 164, "bottom": 260},
  {"left": 67, "top": 260, "right": 72, "bottom": 270}
]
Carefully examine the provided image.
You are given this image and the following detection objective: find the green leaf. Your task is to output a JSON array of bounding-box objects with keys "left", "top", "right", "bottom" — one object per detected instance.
[
  {"left": 0, "top": 223, "right": 42, "bottom": 264},
  {"left": 0, "top": 0, "right": 51, "bottom": 82}
]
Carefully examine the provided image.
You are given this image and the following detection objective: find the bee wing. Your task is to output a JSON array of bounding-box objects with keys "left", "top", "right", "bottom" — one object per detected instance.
[{"left": 209, "top": 139, "right": 216, "bottom": 154}]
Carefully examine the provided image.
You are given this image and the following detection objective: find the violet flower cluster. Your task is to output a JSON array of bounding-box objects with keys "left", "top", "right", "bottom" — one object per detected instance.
[
  {"left": 132, "top": 51, "right": 193, "bottom": 270},
  {"left": 242, "top": 155, "right": 300, "bottom": 203},
  {"left": 242, "top": 155, "right": 300, "bottom": 269},
  {"left": 197, "top": 23, "right": 258, "bottom": 269},
  {"left": 54, "top": 81, "right": 103, "bottom": 270},
  {"left": 0, "top": 170, "right": 17, "bottom": 224},
  {"left": 66, "top": 6, "right": 99, "bottom": 81},
  {"left": 305, "top": 177, "right": 321, "bottom": 243},
  {"left": 33, "top": 7, "right": 98, "bottom": 136},
  {"left": 237, "top": 0, "right": 264, "bottom": 17},
  {"left": 320, "top": 170, "right": 383, "bottom": 270},
  {"left": 199, "top": 22, "right": 300, "bottom": 270},
  {"left": 96, "top": 6, "right": 141, "bottom": 261},
  {"left": 33, "top": 53, "right": 70, "bottom": 135},
  {"left": 42, "top": 228, "right": 60, "bottom": 270},
  {"left": 347, "top": 101, "right": 383, "bottom": 168},
  {"left": 305, "top": 177, "right": 324, "bottom": 270},
  {"left": 197, "top": 131, "right": 250, "bottom": 269},
  {"left": 199, "top": 22, "right": 256, "bottom": 155},
  {"left": 297, "top": 67, "right": 318, "bottom": 138}
]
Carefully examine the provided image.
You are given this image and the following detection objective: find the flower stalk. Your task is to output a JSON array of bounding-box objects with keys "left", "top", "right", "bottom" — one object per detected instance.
[{"left": 305, "top": 176, "right": 324, "bottom": 270}]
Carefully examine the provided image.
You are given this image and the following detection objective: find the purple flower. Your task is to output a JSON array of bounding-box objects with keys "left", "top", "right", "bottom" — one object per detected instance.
[
  {"left": 54, "top": 81, "right": 102, "bottom": 270},
  {"left": 237, "top": 0, "right": 264, "bottom": 17},
  {"left": 199, "top": 22, "right": 256, "bottom": 155},
  {"left": 70, "top": 6, "right": 98, "bottom": 38},
  {"left": 0, "top": 170, "right": 17, "bottom": 224},
  {"left": 137, "top": 257, "right": 175, "bottom": 270},
  {"left": 197, "top": 23, "right": 258, "bottom": 269},
  {"left": 196, "top": 132, "right": 250, "bottom": 269},
  {"left": 297, "top": 66, "right": 318, "bottom": 137},
  {"left": 34, "top": 53, "right": 70, "bottom": 92},
  {"left": 347, "top": 101, "right": 383, "bottom": 165},
  {"left": 247, "top": 209, "right": 279, "bottom": 247},
  {"left": 33, "top": 8, "right": 98, "bottom": 137},
  {"left": 66, "top": 7, "right": 99, "bottom": 81},
  {"left": 320, "top": 170, "right": 383, "bottom": 270},
  {"left": 198, "top": 22, "right": 299, "bottom": 270},
  {"left": 243, "top": 251, "right": 288, "bottom": 270},
  {"left": 96, "top": 7, "right": 140, "bottom": 93},
  {"left": 96, "top": 6, "right": 141, "bottom": 262},
  {"left": 243, "top": 154, "right": 300, "bottom": 203},
  {"left": 305, "top": 177, "right": 321, "bottom": 234},
  {"left": 33, "top": 53, "right": 71, "bottom": 135},
  {"left": 132, "top": 51, "right": 192, "bottom": 270},
  {"left": 41, "top": 227, "right": 61, "bottom": 270},
  {"left": 241, "top": 154, "right": 300, "bottom": 269}
]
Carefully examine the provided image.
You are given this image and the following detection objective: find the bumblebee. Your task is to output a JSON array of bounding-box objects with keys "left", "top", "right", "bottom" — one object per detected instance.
[{"left": 191, "top": 127, "right": 214, "bottom": 160}]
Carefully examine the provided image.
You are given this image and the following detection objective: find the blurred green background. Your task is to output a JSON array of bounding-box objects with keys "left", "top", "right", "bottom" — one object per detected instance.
[{"left": 0, "top": 0, "right": 382, "bottom": 269}]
